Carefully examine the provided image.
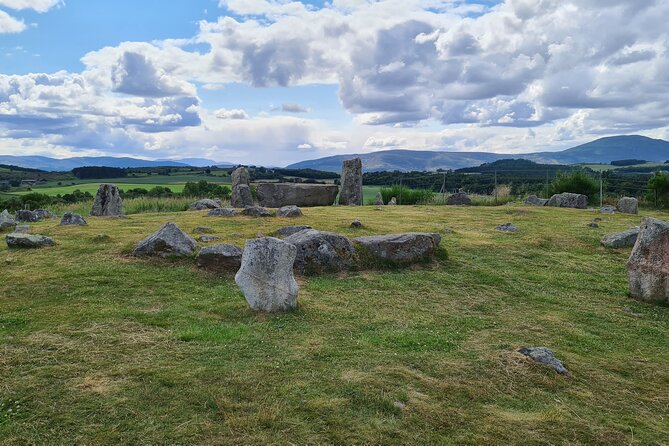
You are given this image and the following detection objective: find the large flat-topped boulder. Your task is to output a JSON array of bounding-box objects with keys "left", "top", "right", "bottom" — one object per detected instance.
[
  {"left": 6, "top": 233, "right": 55, "bottom": 249},
  {"left": 256, "top": 183, "right": 338, "bottom": 208},
  {"left": 132, "top": 222, "right": 198, "bottom": 257},
  {"left": 91, "top": 184, "right": 124, "bottom": 216},
  {"left": 546, "top": 193, "right": 588, "bottom": 209},
  {"left": 283, "top": 229, "right": 355, "bottom": 274},
  {"left": 354, "top": 233, "right": 441, "bottom": 264},
  {"left": 235, "top": 237, "right": 299, "bottom": 312},
  {"left": 339, "top": 158, "right": 363, "bottom": 206},
  {"left": 627, "top": 217, "right": 669, "bottom": 304}
]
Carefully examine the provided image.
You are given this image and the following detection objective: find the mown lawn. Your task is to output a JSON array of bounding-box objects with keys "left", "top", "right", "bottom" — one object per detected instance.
[{"left": 1, "top": 205, "right": 668, "bottom": 445}]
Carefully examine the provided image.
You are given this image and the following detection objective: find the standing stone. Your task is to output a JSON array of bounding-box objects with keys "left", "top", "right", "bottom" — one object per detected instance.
[
  {"left": 388, "top": 197, "right": 397, "bottom": 206},
  {"left": 231, "top": 167, "right": 254, "bottom": 208},
  {"left": 339, "top": 158, "right": 363, "bottom": 206},
  {"left": 91, "top": 184, "right": 123, "bottom": 217},
  {"left": 60, "top": 213, "right": 88, "bottom": 226},
  {"left": 627, "top": 217, "right": 669, "bottom": 304},
  {"left": 374, "top": 192, "right": 384, "bottom": 206},
  {"left": 132, "top": 222, "right": 198, "bottom": 257},
  {"left": 0, "top": 210, "right": 16, "bottom": 231},
  {"left": 618, "top": 197, "right": 639, "bottom": 215},
  {"left": 235, "top": 237, "right": 299, "bottom": 312}
]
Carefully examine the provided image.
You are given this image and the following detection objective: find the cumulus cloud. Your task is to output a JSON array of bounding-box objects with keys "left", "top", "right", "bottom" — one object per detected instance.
[
  {"left": 280, "top": 103, "right": 308, "bottom": 113},
  {"left": 0, "top": 9, "right": 25, "bottom": 33},
  {"left": 3, "top": 0, "right": 669, "bottom": 164},
  {"left": 215, "top": 108, "right": 249, "bottom": 119},
  {"left": 0, "top": 0, "right": 61, "bottom": 12}
]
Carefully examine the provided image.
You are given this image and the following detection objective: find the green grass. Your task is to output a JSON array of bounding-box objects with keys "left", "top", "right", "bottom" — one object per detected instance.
[{"left": 1, "top": 205, "right": 668, "bottom": 444}]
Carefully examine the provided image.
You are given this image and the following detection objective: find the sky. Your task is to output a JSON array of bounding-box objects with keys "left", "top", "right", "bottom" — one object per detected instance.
[{"left": 0, "top": 0, "right": 668, "bottom": 166}]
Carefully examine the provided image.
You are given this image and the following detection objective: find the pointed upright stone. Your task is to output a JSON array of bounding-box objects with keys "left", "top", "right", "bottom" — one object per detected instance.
[
  {"left": 231, "top": 167, "right": 254, "bottom": 208},
  {"left": 91, "top": 184, "right": 123, "bottom": 216},
  {"left": 374, "top": 192, "right": 384, "bottom": 206},
  {"left": 132, "top": 222, "right": 198, "bottom": 257},
  {"left": 0, "top": 209, "right": 16, "bottom": 231},
  {"left": 627, "top": 217, "right": 669, "bottom": 304},
  {"left": 339, "top": 158, "right": 363, "bottom": 206}
]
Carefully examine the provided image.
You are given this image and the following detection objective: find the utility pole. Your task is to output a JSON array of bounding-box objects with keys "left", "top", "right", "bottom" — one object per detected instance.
[
  {"left": 399, "top": 177, "right": 403, "bottom": 206},
  {"left": 545, "top": 168, "right": 549, "bottom": 198},
  {"left": 600, "top": 170, "right": 603, "bottom": 208}
]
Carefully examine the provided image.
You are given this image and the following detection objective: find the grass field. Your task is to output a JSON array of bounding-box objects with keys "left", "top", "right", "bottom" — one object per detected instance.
[{"left": 1, "top": 205, "right": 668, "bottom": 444}]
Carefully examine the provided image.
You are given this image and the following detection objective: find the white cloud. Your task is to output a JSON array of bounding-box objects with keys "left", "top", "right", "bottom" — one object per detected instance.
[
  {"left": 0, "top": 9, "right": 25, "bottom": 33},
  {"left": 215, "top": 108, "right": 249, "bottom": 119},
  {"left": 0, "top": 0, "right": 61, "bottom": 12},
  {"left": 2, "top": 0, "right": 669, "bottom": 164}
]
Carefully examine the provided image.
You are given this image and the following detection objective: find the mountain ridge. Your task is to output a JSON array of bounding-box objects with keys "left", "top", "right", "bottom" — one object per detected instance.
[{"left": 287, "top": 135, "right": 669, "bottom": 172}]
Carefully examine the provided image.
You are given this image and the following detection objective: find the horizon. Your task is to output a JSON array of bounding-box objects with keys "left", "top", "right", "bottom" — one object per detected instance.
[{"left": 1, "top": 1, "right": 669, "bottom": 166}]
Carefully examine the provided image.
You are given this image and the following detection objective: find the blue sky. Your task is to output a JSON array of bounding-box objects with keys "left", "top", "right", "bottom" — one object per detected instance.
[{"left": 1, "top": 0, "right": 668, "bottom": 165}]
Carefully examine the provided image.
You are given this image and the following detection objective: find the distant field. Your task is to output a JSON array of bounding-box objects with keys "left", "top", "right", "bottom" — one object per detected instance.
[
  {"left": 9, "top": 175, "right": 232, "bottom": 196},
  {"left": 580, "top": 162, "right": 666, "bottom": 172}
]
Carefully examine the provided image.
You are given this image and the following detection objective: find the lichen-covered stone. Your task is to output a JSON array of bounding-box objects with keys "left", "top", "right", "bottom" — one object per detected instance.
[
  {"left": 627, "top": 217, "right": 669, "bottom": 304},
  {"left": 132, "top": 222, "right": 198, "bottom": 257},
  {"left": 235, "top": 237, "right": 299, "bottom": 312},
  {"left": 91, "top": 184, "right": 124, "bottom": 216}
]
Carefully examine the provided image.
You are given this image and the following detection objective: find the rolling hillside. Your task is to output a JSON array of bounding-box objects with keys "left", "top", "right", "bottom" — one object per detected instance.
[{"left": 0, "top": 156, "right": 230, "bottom": 171}]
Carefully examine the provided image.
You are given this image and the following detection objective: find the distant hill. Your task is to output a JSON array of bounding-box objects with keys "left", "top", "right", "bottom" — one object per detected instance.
[
  {"left": 288, "top": 135, "right": 669, "bottom": 172},
  {"left": 0, "top": 156, "right": 232, "bottom": 171}
]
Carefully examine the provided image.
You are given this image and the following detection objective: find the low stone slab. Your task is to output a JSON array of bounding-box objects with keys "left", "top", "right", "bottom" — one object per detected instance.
[
  {"left": 235, "top": 237, "right": 299, "bottom": 312},
  {"left": 6, "top": 233, "right": 55, "bottom": 249},
  {"left": 600, "top": 206, "right": 616, "bottom": 215},
  {"left": 354, "top": 232, "right": 441, "bottom": 264},
  {"left": 189, "top": 199, "right": 221, "bottom": 211},
  {"left": 132, "top": 222, "right": 198, "bottom": 257},
  {"left": 208, "top": 207, "right": 238, "bottom": 217},
  {"left": 627, "top": 217, "right": 669, "bottom": 304},
  {"left": 193, "top": 226, "right": 213, "bottom": 234},
  {"left": 496, "top": 223, "right": 519, "bottom": 233},
  {"left": 14, "top": 225, "right": 30, "bottom": 234},
  {"left": 618, "top": 197, "right": 639, "bottom": 215},
  {"left": 447, "top": 192, "right": 471, "bottom": 205},
  {"left": 519, "top": 347, "right": 569, "bottom": 376},
  {"left": 242, "top": 206, "right": 272, "bottom": 217},
  {"left": 199, "top": 235, "right": 222, "bottom": 243},
  {"left": 277, "top": 205, "right": 303, "bottom": 218},
  {"left": 275, "top": 225, "right": 312, "bottom": 238},
  {"left": 350, "top": 219, "right": 363, "bottom": 228},
  {"left": 524, "top": 195, "right": 548, "bottom": 206},
  {"left": 196, "top": 243, "right": 242, "bottom": 274},
  {"left": 60, "top": 213, "right": 87, "bottom": 226},
  {"left": 15, "top": 210, "right": 40, "bottom": 223},
  {"left": 256, "top": 183, "right": 338, "bottom": 208},
  {"left": 34, "top": 209, "right": 54, "bottom": 219},
  {"left": 284, "top": 229, "right": 356, "bottom": 274},
  {"left": 546, "top": 193, "right": 588, "bottom": 209},
  {"left": 601, "top": 227, "right": 639, "bottom": 249}
]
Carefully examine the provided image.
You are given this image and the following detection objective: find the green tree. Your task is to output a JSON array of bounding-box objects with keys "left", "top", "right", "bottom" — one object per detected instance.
[
  {"left": 550, "top": 171, "right": 598, "bottom": 200},
  {"left": 648, "top": 171, "right": 669, "bottom": 207}
]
